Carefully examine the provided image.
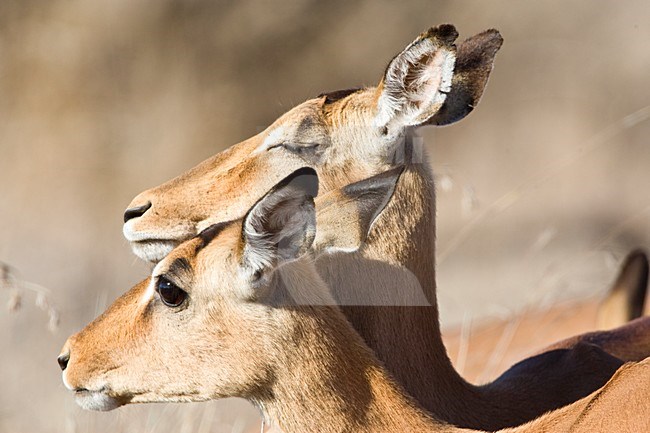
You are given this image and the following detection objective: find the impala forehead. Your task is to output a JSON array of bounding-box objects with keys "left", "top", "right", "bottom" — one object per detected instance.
[
  {"left": 140, "top": 223, "right": 243, "bottom": 304},
  {"left": 259, "top": 125, "right": 287, "bottom": 150},
  {"left": 140, "top": 240, "right": 199, "bottom": 304},
  {"left": 140, "top": 277, "right": 157, "bottom": 305}
]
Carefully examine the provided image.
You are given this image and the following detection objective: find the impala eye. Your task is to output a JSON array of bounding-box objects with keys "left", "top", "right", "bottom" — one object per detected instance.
[
  {"left": 156, "top": 277, "right": 187, "bottom": 307},
  {"left": 282, "top": 142, "right": 319, "bottom": 153}
]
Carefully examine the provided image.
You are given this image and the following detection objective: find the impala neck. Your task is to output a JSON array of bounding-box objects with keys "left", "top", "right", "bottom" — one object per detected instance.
[
  {"left": 254, "top": 304, "right": 462, "bottom": 433},
  {"left": 366, "top": 159, "right": 477, "bottom": 411},
  {"left": 369, "top": 149, "right": 520, "bottom": 427},
  {"left": 316, "top": 138, "right": 490, "bottom": 421}
]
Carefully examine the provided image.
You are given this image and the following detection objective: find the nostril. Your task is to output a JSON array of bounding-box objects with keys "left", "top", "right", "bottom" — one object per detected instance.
[
  {"left": 124, "top": 201, "right": 152, "bottom": 223},
  {"left": 58, "top": 352, "right": 70, "bottom": 371}
]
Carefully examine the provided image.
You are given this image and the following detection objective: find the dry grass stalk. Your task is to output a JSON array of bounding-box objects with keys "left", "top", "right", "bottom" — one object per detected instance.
[{"left": 0, "top": 260, "right": 60, "bottom": 332}]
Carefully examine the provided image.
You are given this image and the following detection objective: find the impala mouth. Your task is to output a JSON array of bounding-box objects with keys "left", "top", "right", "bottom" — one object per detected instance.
[
  {"left": 123, "top": 222, "right": 195, "bottom": 262},
  {"left": 129, "top": 239, "right": 181, "bottom": 263},
  {"left": 73, "top": 387, "right": 125, "bottom": 411},
  {"left": 122, "top": 218, "right": 198, "bottom": 241}
]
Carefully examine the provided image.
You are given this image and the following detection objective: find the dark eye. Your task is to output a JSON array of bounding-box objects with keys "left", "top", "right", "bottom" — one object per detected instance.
[{"left": 156, "top": 277, "right": 187, "bottom": 307}]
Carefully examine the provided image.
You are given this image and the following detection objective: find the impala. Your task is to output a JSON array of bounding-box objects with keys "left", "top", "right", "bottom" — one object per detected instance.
[
  {"left": 60, "top": 170, "right": 649, "bottom": 433},
  {"left": 119, "top": 25, "right": 649, "bottom": 429}
]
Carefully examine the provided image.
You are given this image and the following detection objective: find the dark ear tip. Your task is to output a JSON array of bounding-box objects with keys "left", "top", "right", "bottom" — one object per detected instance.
[
  {"left": 483, "top": 28, "right": 503, "bottom": 38},
  {"left": 425, "top": 24, "right": 459, "bottom": 45},
  {"left": 285, "top": 167, "right": 319, "bottom": 198},
  {"left": 627, "top": 248, "right": 649, "bottom": 260},
  {"left": 291, "top": 166, "right": 317, "bottom": 178},
  {"left": 625, "top": 248, "right": 649, "bottom": 269},
  {"left": 466, "top": 28, "right": 504, "bottom": 54},
  {"left": 484, "top": 28, "right": 504, "bottom": 48}
]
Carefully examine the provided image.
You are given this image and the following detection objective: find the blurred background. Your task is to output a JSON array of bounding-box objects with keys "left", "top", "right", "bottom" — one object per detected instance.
[{"left": 1, "top": 0, "right": 649, "bottom": 431}]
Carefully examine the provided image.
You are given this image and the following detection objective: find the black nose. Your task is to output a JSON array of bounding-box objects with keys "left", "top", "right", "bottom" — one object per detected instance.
[
  {"left": 58, "top": 353, "right": 70, "bottom": 371},
  {"left": 124, "top": 202, "right": 152, "bottom": 223}
]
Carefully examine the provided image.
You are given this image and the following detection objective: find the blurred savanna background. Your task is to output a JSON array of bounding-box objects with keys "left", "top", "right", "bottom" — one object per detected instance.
[{"left": 1, "top": 0, "right": 649, "bottom": 432}]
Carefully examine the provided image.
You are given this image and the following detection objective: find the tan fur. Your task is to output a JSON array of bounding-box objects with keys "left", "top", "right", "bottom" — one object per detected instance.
[
  {"left": 118, "top": 25, "right": 648, "bottom": 429},
  {"left": 60, "top": 180, "right": 649, "bottom": 432}
]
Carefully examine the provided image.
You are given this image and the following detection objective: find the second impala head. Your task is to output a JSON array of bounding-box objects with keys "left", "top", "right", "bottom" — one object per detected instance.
[{"left": 122, "top": 25, "right": 503, "bottom": 262}]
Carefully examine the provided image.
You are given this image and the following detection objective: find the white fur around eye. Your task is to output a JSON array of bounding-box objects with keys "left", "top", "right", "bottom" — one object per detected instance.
[
  {"left": 140, "top": 276, "right": 158, "bottom": 305},
  {"left": 140, "top": 261, "right": 167, "bottom": 305},
  {"left": 256, "top": 126, "right": 287, "bottom": 153}
]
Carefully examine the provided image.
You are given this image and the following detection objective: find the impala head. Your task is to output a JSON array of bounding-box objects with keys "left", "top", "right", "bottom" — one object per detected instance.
[
  {"left": 60, "top": 168, "right": 400, "bottom": 410},
  {"left": 123, "top": 24, "right": 503, "bottom": 262}
]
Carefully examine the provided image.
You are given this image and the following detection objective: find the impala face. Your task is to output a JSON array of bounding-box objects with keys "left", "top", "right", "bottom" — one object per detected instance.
[
  {"left": 123, "top": 92, "right": 379, "bottom": 262},
  {"left": 60, "top": 168, "right": 400, "bottom": 410},
  {"left": 59, "top": 231, "right": 276, "bottom": 410},
  {"left": 122, "top": 25, "right": 502, "bottom": 262}
]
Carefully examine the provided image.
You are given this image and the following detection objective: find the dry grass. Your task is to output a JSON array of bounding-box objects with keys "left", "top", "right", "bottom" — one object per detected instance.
[{"left": 1, "top": 261, "right": 59, "bottom": 332}]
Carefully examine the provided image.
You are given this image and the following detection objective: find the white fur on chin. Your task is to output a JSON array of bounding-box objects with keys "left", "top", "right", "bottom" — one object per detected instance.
[
  {"left": 75, "top": 390, "right": 122, "bottom": 412},
  {"left": 130, "top": 240, "right": 178, "bottom": 263}
]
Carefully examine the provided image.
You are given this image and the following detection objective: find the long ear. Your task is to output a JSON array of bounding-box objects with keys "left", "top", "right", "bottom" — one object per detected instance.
[
  {"left": 374, "top": 24, "right": 458, "bottom": 131},
  {"left": 597, "top": 249, "right": 649, "bottom": 330},
  {"left": 428, "top": 29, "right": 503, "bottom": 126},
  {"left": 241, "top": 168, "right": 319, "bottom": 275},
  {"left": 374, "top": 25, "right": 503, "bottom": 131},
  {"left": 314, "top": 167, "right": 402, "bottom": 254}
]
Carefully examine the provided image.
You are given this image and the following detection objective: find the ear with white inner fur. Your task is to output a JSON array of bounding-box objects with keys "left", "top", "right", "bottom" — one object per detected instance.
[
  {"left": 374, "top": 24, "right": 459, "bottom": 132},
  {"left": 241, "top": 168, "right": 319, "bottom": 276},
  {"left": 313, "top": 167, "right": 402, "bottom": 254}
]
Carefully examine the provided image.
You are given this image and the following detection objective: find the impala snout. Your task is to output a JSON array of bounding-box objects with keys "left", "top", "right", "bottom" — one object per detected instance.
[
  {"left": 57, "top": 283, "right": 149, "bottom": 411},
  {"left": 123, "top": 192, "right": 195, "bottom": 262},
  {"left": 123, "top": 201, "right": 152, "bottom": 223},
  {"left": 59, "top": 334, "right": 81, "bottom": 390}
]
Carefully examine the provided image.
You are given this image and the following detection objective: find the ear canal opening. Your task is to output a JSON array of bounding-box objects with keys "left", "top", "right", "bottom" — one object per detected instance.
[
  {"left": 242, "top": 167, "right": 318, "bottom": 230},
  {"left": 270, "top": 167, "right": 319, "bottom": 198},
  {"left": 241, "top": 167, "right": 319, "bottom": 273},
  {"left": 374, "top": 24, "right": 460, "bottom": 130}
]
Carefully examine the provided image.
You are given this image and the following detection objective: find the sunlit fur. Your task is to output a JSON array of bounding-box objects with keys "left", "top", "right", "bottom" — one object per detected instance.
[
  {"left": 63, "top": 179, "right": 649, "bottom": 432},
  {"left": 117, "top": 24, "right": 650, "bottom": 430},
  {"left": 120, "top": 26, "right": 518, "bottom": 428}
]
